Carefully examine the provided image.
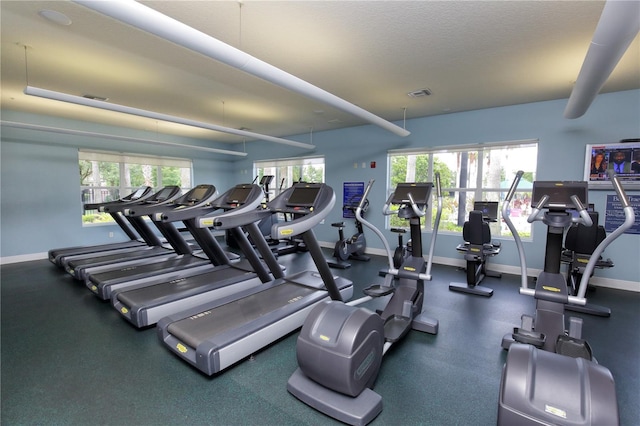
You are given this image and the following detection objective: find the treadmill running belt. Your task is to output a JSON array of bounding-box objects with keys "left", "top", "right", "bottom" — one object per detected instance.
[
  {"left": 117, "top": 267, "right": 255, "bottom": 307},
  {"left": 167, "top": 283, "right": 318, "bottom": 348}
]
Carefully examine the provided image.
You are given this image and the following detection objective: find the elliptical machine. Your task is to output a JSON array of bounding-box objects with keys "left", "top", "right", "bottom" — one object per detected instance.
[
  {"left": 328, "top": 193, "right": 371, "bottom": 269},
  {"left": 497, "top": 171, "right": 633, "bottom": 425},
  {"left": 287, "top": 176, "right": 443, "bottom": 425}
]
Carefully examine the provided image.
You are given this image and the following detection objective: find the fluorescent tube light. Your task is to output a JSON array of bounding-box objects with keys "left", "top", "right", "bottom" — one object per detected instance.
[
  {"left": 24, "top": 86, "right": 314, "bottom": 150},
  {"left": 72, "top": 0, "right": 410, "bottom": 137},
  {"left": 564, "top": 0, "right": 640, "bottom": 119},
  {"left": 1, "top": 120, "right": 248, "bottom": 157}
]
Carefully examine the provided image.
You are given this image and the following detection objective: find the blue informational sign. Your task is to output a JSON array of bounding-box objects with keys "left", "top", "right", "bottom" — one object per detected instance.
[
  {"left": 605, "top": 194, "right": 640, "bottom": 234},
  {"left": 342, "top": 182, "right": 365, "bottom": 219}
]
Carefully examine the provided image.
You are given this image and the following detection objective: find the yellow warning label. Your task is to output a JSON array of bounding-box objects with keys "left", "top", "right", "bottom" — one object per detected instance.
[
  {"left": 542, "top": 286, "right": 561, "bottom": 293},
  {"left": 120, "top": 307, "right": 129, "bottom": 314},
  {"left": 201, "top": 218, "right": 214, "bottom": 227},
  {"left": 545, "top": 404, "right": 567, "bottom": 418},
  {"left": 403, "top": 266, "right": 416, "bottom": 272},
  {"left": 176, "top": 343, "right": 188, "bottom": 353},
  {"left": 280, "top": 229, "right": 294, "bottom": 236},
  {"left": 320, "top": 335, "right": 330, "bottom": 342}
]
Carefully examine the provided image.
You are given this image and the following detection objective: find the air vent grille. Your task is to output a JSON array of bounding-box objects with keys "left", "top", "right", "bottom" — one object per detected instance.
[{"left": 407, "top": 88, "right": 432, "bottom": 98}]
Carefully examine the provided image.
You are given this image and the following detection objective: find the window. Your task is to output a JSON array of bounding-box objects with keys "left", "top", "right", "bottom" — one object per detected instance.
[
  {"left": 254, "top": 156, "right": 325, "bottom": 200},
  {"left": 79, "top": 150, "right": 192, "bottom": 224},
  {"left": 388, "top": 140, "right": 538, "bottom": 238}
]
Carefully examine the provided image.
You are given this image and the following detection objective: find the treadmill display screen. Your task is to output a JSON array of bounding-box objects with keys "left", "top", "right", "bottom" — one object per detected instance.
[
  {"left": 226, "top": 186, "right": 252, "bottom": 204},
  {"left": 155, "top": 187, "right": 177, "bottom": 202},
  {"left": 531, "top": 181, "right": 588, "bottom": 209},
  {"left": 391, "top": 183, "right": 432, "bottom": 205},
  {"left": 473, "top": 201, "right": 499, "bottom": 221},
  {"left": 131, "top": 187, "right": 147, "bottom": 199},
  {"left": 189, "top": 186, "right": 210, "bottom": 201},
  {"left": 287, "top": 186, "right": 321, "bottom": 207}
]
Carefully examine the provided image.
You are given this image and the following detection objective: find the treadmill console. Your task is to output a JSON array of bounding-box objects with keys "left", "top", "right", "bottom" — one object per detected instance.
[
  {"left": 283, "top": 184, "right": 322, "bottom": 214},
  {"left": 531, "top": 181, "right": 588, "bottom": 209},
  {"left": 391, "top": 183, "right": 433, "bottom": 205}
]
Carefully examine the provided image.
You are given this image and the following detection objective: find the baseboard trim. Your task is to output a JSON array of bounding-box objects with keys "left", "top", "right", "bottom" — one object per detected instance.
[
  {"left": 4, "top": 246, "right": 638, "bottom": 293},
  {"left": 1, "top": 252, "right": 49, "bottom": 265},
  {"left": 319, "top": 242, "right": 639, "bottom": 293}
]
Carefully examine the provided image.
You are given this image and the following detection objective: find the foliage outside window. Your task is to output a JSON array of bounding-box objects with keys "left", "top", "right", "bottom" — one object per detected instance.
[
  {"left": 254, "top": 156, "right": 325, "bottom": 200},
  {"left": 388, "top": 140, "right": 538, "bottom": 239},
  {"left": 79, "top": 150, "right": 192, "bottom": 224}
]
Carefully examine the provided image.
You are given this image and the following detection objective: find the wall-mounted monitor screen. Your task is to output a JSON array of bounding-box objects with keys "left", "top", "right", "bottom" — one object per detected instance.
[
  {"left": 584, "top": 141, "right": 640, "bottom": 190},
  {"left": 391, "top": 183, "right": 433, "bottom": 205}
]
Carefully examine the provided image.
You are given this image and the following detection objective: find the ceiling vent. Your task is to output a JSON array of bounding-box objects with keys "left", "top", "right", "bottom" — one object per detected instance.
[{"left": 407, "top": 88, "right": 432, "bottom": 98}]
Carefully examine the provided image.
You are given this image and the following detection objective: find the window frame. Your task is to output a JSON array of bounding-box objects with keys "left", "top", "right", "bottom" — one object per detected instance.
[
  {"left": 387, "top": 139, "right": 538, "bottom": 240},
  {"left": 253, "top": 155, "right": 325, "bottom": 200},
  {"left": 79, "top": 149, "right": 193, "bottom": 226}
]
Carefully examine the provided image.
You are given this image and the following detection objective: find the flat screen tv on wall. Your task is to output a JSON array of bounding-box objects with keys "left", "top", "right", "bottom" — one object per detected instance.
[{"left": 583, "top": 140, "right": 640, "bottom": 190}]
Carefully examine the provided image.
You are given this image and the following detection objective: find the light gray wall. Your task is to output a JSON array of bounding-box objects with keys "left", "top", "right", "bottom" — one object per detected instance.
[{"left": 1, "top": 90, "right": 638, "bottom": 285}]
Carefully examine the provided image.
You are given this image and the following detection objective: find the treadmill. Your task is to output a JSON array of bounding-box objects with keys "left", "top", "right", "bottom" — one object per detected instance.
[
  {"left": 55, "top": 186, "right": 181, "bottom": 271},
  {"left": 86, "top": 183, "right": 264, "bottom": 301},
  {"left": 49, "top": 186, "right": 154, "bottom": 267},
  {"left": 110, "top": 183, "right": 281, "bottom": 328},
  {"left": 156, "top": 183, "right": 353, "bottom": 376},
  {"left": 64, "top": 185, "right": 217, "bottom": 281}
]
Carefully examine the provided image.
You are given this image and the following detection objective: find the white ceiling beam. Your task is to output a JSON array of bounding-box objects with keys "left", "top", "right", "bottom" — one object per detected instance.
[
  {"left": 73, "top": 0, "right": 411, "bottom": 137},
  {"left": 564, "top": 0, "right": 640, "bottom": 119}
]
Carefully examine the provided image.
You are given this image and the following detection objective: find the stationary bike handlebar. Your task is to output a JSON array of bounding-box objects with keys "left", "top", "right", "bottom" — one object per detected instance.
[{"left": 575, "top": 171, "right": 635, "bottom": 301}]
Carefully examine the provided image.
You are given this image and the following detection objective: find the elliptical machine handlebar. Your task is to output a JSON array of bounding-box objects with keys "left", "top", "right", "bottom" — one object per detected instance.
[
  {"left": 356, "top": 180, "right": 397, "bottom": 276},
  {"left": 526, "top": 194, "right": 593, "bottom": 227},
  {"left": 502, "top": 171, "right": 529, "bottom": 291},
  {"left": 576, "top": 171, "right": 635, "bottom": 301}
]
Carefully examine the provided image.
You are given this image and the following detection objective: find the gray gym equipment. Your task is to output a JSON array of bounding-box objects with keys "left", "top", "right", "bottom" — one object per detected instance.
[
  {"left": 64, "top": 185, "right": 215, "bottom": 281},
  {"left": 497, "top": 170, "right": 633, "bottom": 426},
  {"left": 110, "top": 183, "right": 274, "bottom": 327},
  {"left": 49, "top": 186, "right": 156, "bottom": 267},
  {"left": 287, "top": 176, "right": 443, "bottom": 426},
  {"left": 156, "top": 182, "right": 353, "bottom": 375},
  {"left": 85, "top": 183, "right": 263, "bottom": 300},
  {"left": 449, "top": 201, "right": 502, "bottom": 297}
]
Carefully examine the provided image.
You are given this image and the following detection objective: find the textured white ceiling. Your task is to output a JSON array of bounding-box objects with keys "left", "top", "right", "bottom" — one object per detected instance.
[{"left": 1, "top": 1, "right": 638, "bottom": 145}]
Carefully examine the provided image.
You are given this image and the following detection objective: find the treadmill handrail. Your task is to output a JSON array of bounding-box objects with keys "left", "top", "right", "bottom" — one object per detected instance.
[
  {"left": 193, "top": 184, "right": 267, "bottom": 228},
  {"left": 270, "top": 184, "right": 335, "bottom": 240},
  {"left": 84, "top": 186, "right": 154, "bottom": 211},
  {"left": 125, "top": 185, "right": 216, "bottom": 217}
]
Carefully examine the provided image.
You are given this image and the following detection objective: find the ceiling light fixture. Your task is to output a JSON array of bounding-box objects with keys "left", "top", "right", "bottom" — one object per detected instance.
[
  {"left": 38, "top": 9, "right": 72, "bottom": 26},
  {"left": 72, "top": 0, "right": 410, "bottom": 138},
  {"left": 24, "top": 86, "right": 315, "bottom": 150},
  {"left": 1, "top": 120, "right": 248, "bottom": 157},
  {"left": 564, "top": 0, "right": 640, "bottom": 119}
]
